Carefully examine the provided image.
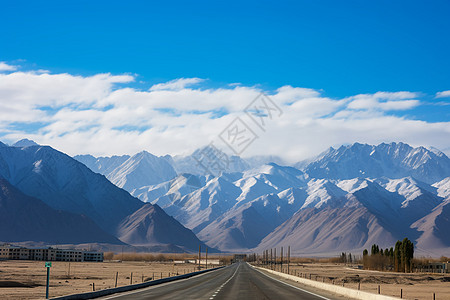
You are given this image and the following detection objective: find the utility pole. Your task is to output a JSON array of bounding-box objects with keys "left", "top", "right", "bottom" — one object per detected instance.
[
  {"left": 198, "top": 245, "right": 201, "bottom": 270},
  {"left": 288, "top": 246, "right": 290, "bottom": 274},
  {"left": 205, "top": 247, "right": 208, "bottom": 269},
  {"left": 281, "top": 247, "right": 283, "bottom": 272},
  {"left": 274, "top": 248, "right": 276, "bottom": 271},
  {"left": 270, "top": 249, "right": 273, "bottom": 270}
]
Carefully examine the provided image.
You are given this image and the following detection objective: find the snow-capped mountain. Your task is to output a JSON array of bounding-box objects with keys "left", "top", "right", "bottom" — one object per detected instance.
[
  {"left": 11, "top": 139, "right": 39, "bottom": 147},
  {"left": 244, "top": 155, "right": 286, "bottom": 169},
  {"left": 197, "top": 188, "right": 308, "bottom": 251},
  {"left": 75, "top": 151, "right": 177, "bottom": 193},
  {"left": 0, "top": 142, "right": 211, "bottom": 252},
  {"left": 375, "top": 177, "right": 442, "bottom": 222},
  {"left": 172, "top": 145, "right": 250, "bottom": 176},
  {"left": 134, "top": 173, "right": 206, "bottom": 204},
  {"left": 0, "top": 144, "right": 143, "bottom": 230},
  {"left": 171, "top": 176, "right": 243, "bottom": 233},
  {"left": 147, "top": 163, "right": 307, "bottom": 236},
  {"left": 256, "top": 182, "right": 415, "bottom": 255},
  {"left": 9, "top": 139, "right": 448, "bottom": 255},
  {"left": 107, "top": 151, "right": 178, "bottom": 192},
  {"left": 128, "top": 145, "right": 449, "bottom": 254},
  {"left": 304, "top": 142, "right": 450, "bottom": 184},
  {"left": 75, "top": 154, "right": 130, "bottom": 176},
  {"left": 433, "top": 177, "right": 450, "bottom": 198}
]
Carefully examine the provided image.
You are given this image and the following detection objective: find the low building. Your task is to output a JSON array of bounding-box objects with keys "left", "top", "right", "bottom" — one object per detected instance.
[
  {"left": 416, "top": 262, "right": 449, "bottom": 273},
  {"left": 83, "top": 251, "right": 104, "bottom": 262},
  {"left": 55, "top": 249, "right": 84, "bottom": 262},
  {"left": 0, "top": 245, "right": 29, "bottom": 260},
  {"left": 0, "top": 244, "right": 103, "bottom": 262}
]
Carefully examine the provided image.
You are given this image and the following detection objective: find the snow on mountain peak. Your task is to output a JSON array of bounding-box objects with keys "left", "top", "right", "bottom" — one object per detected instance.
[
  {"left": 432, "top": 177, "right": 450, "bottom": 198},
  {"left": 304, "top": 142, "right": 450, "bottom": 184},
  {"left": 68, "top": 141, "right": 450, "bottom": 254},
  {"left": 12, "top": 139, "right": 39, "bottom": 147},
  {"left": 78, "top": 150, "right": 178, "bottom": 193},
  {"left": 336, "top": 178, "right": 371, "bottom": 193},
  {"left": 303, "top": 178, "right": 346, "bottom": 209},
  {"left": 376, "top": 177, "right": 428, "bottom": 202},
  {"left": 172, "top": 145, "right": 250, "bottom": 176}
]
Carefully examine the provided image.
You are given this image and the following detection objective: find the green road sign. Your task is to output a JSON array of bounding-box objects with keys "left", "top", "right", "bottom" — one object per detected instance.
[{"left": 45, "top": 262, "right": 52, "bottom": 268}]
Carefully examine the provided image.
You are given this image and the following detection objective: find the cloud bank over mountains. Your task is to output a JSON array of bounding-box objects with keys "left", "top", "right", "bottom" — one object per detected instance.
[{"left": 0, "top": 61, "right": 449, "bottom": 161}]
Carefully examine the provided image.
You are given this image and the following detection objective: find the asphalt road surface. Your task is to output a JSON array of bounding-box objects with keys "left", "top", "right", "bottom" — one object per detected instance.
[{"left": 100, "top": 262, "right": 338, "bottom": 300}]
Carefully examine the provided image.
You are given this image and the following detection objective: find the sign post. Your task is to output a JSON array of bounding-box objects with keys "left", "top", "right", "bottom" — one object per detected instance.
[{"left": 45, "top": 262, "right": 52, "bottom": 299}]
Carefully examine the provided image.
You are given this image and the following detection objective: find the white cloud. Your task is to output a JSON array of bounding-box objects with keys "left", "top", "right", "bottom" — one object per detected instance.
[
  {"left": 0, "top": 62, "right": 17, "bottom": 72},
  {"left": 436, "top": 90, "right": 450, "bottom": 98},
  {"left": 347, "top": 98, "right": 419, "bottom": 111},
  {"left": 346, "top": 91, "right": 420, "bottom": 111},
  {"left": 150, "top": 77, "right": 204, "bottom": 91},
  {"left": 0, "top": 66, "right": 449, "bottom": 162},
  {"left": 371, "top": 91, "right": 418, "bottom": 100},
  {"left": 0, "top": 72, "right": 133, "bottom": 108},
  {"left": 274, "top": 86, "right": 321, "bottom": 104},
  {"left": 379, "top": 100, "right": 420, "bottom": 110}
]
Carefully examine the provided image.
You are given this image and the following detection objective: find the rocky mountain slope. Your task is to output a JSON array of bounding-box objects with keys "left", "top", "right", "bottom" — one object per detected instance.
[
  {"left": 128, "top": 142, "right": 450, "bottom": 255},
  {"left": 0, "top": 142, "right": 209, "bottom": 252},
  {"left": 0, "top": 177, "right": 122, "bottom": 244}
]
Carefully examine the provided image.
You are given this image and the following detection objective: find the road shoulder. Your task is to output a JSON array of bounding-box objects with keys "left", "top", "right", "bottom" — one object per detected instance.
[{"left": 253, "top": 265, "right": 357, "bottom": 300}]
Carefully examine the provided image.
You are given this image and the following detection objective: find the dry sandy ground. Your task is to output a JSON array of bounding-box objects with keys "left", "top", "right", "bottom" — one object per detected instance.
[
  {"left": 260, "top": 262, "right": 450, "bottom": 300},
  {"left": 2, "top": 260, "right": 449, "bottom": 300},
  {"left": 0, "top": 260, "right": 214, "bottom": 299}
]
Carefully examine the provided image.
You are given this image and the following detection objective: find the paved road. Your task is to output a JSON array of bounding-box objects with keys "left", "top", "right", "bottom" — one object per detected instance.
[{"left": 100, "top": 262, "right": 336, "bottom": 300}]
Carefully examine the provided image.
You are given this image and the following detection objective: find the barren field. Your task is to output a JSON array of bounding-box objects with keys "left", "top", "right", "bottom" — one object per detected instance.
[
  {"left": 260, "top": 262, "right": 450, "bottom": 300},
  {"left": 0, "top": 260, "right": 217, "bottom": 299},
  {"left": 2, "top": 260, "right": 449, "bottom": 300}
]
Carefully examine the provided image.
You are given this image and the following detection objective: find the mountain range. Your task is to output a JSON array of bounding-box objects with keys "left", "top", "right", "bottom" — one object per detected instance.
[
  {"left": 2, "top": 139, "right": 449, "bottom": 256},
  {"left": 73, "top": 142, "right": 449, "bottom": 256},
  {"left": 0, "top": 141, "right": 208, "bottom": 252}
]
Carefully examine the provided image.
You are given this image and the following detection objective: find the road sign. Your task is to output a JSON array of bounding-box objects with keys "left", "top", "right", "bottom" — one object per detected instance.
[{"left": 45, "top": 262, "right": 51, "bottom": 298}]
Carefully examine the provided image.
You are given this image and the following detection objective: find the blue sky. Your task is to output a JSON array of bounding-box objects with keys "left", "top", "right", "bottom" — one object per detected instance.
[
  {"left": 0, "top": 0, "right": 449, "bottom": 159},
  {"left": 2, "top": 1, "right": 450, "bottom": 97}
]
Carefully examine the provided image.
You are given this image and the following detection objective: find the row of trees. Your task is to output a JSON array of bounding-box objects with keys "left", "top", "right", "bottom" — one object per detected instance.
[
  {"left": 362, "top": 238, "right": 414, "bottom": 272},
  {"left": 338, "top": 252, "right": 353, "bottom": 263}
]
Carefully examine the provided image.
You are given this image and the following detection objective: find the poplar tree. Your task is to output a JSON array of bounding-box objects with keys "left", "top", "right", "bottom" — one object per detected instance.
[
  {"left": 394, "top": 240, "right": 402, "bottom": 272},
  {"left": 401, "top": 238, "right": 414, "bottom": 272}
]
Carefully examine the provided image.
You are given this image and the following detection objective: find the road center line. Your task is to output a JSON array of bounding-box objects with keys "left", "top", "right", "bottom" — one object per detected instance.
[{"left": 207, "top": 263, "right": 240, "bottom": 299}]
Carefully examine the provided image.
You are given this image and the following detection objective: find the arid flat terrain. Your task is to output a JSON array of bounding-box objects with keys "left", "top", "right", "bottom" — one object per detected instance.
[
  {"left": 260, "top": 262, "right": 450, "bottom": 300},
  {"left": 0, "top": 260, "right": 216, "bottom": 299},
  {"left": 1, "top": 260, "right": 450, "bottom": 300}
]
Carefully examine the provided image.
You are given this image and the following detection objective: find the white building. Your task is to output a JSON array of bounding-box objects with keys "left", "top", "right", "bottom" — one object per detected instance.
[{"left": 0, "top": 244, "right": 103, "bottom": 262}]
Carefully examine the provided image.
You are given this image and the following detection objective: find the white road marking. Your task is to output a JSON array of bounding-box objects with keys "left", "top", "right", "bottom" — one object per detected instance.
[
  {"left": 250, "top": 263, "right": 332, "bottom": 300},
  {"left": 207, "top": 263, "right": 240, "bottom": 299}
]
